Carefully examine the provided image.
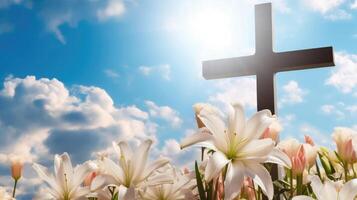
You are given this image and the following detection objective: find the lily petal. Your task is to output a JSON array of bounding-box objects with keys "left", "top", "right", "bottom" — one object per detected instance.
[
  {"left": 103, "top": 158, "right": 125, "bottom": 184},
  {"left": 90, "top": 174, "right": 117, "bottom": 191},
  {"left": 242, "top": 110, "right": 275, "bottom": 141},
  {"left": 309, "top": 175, "right": 331, "bottom": 200},
  {"left": 32, "top": 163, "right": 62, "bottom": 197},
  {"left": 204, "top": 151, "right": 230, "bottom": 182},
  {"left": 228, "top": 103, "right": 245, "bottom": 136},
  {"left": 239, "top": 138, "right": 275, "bottom": 159},
  {"left": 224, "top": 161, "right": 245, "bottom": 200},
  {"left": 132, "top": 139, "right": 153, "bottom": 181},
  {"left": 180, "top": 128, "right": 214, "bottom": 149},
  {"left": 339, "top": 178, "right": 357, "bottom": 200},
  {"left": 70, "top": 162, "right": 91, "bottom": 192},
  {"left": 265, "top": 148, "right": 292, "bottom": 168},
  {"left": 118, "top": 141, "right": 133, "bottom": 159},
  {"left": 141, "top": 157, "right": 170, "bottom": 181},
  {"left": 245, "top": 161, "right": 274, "bottom": 200}
]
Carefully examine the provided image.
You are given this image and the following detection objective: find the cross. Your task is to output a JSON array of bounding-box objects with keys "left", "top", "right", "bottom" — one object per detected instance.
[{"left": 202, "top": 2, "right": 335, "bottom": 197}]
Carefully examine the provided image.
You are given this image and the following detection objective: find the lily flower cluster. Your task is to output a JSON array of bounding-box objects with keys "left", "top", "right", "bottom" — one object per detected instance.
[{"left": 2, "top": 103, "right": 357, "bottom": 200}]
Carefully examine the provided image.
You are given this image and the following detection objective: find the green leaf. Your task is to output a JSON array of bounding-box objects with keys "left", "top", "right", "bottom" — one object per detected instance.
[{"left": 195, "top": 161, "right": 207, "bottom": 200}]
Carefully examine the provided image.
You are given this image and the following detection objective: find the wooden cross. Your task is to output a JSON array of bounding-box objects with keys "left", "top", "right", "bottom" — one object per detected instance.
[{"left": 202, "top": 2, "right": 335, "bottom": 197}]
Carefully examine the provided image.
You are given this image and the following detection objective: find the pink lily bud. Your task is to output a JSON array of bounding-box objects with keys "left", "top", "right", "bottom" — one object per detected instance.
[
  {"left": 9, "top": 155, "right": 23, "bottom": 181},
  {"left": 342, "top": 139, "right": 357, "bottom": 164},
  {"left": 83, "top": 171, "right": 98, "bottom": 187},
  {"left": 292, "top": 145, "right": 306, "bottom": 175},
  {"left": 303, "top": 144, "right": 318, "bottom": 169},
  {"left": 332, "top": 127, "right": 357, "bottom": 164},
  {"left": 304, "top": 135, "right": 315, "bottom": 146}
]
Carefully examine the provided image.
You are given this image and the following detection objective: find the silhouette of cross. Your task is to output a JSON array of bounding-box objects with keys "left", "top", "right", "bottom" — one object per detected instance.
[{"left": 202, "top": 2, "right": 335, "bottom": 193}]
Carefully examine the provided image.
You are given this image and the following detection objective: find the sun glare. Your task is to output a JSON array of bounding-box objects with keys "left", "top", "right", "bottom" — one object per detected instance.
[{"left": 189, "top": 7, "right": 234, "bottom": 50}]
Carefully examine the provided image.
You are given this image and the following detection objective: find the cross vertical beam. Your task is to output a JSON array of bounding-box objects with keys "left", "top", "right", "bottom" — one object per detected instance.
[{"left": 255, "top": 3, "right": 273, "bottom": 55}]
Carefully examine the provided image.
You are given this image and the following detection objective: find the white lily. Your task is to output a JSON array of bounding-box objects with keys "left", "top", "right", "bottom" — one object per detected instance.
[
  {"left": 33, "top": 152, "right": 91, "bottom": 200},
  {"left": 292, "top": 175, "right": 357, "bottom": 200},
  {"left": 0, "top": 187, "right": 14, "bottom": 200},
  {"left": 181, "top": 103, "right": 291, "bottom": 200},
  {"left": 91, "top": 139, "right": 171, "bottom": 199},
  {"left": 138, "top": 166, "right": 196, "bottom": 200}
]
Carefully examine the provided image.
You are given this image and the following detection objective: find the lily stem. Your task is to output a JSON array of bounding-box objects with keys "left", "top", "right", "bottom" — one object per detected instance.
[
  {"left": 344, "top": 162, "right": 349, "bottom": 182},
  {"left": 296, "top": 174, "right": 303, "bottom": 195},
  {"left": 289, "top": 169, "right": 293, "bottom": 198},
  {"left": 12, "top": 179, "right": 18, "bottom": 198}
]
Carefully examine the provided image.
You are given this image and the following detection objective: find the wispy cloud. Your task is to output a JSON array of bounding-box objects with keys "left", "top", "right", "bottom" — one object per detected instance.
[
  {"left": 324, "top": 9, "right": 352, "bottom": 20},
  {"left": 38, "top": 0, "right": 127, "bottom": 44},
  {"left": 104, "top": 69, "right": 120, "bottom": 78},
  {"left": 321, "top": 104, "right": 345, "bottom": 119},
  {"left": 138, "top": 64, "right": 171, "bottom": 81}
]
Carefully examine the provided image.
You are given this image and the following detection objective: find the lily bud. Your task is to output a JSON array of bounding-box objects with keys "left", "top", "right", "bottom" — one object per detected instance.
[
  {"left": 9, "top": 155, "right": 23, "bottom": 181},
  {"left": 303, "top": 144, "right": 318, "bottom": 169},
  {"left": 332, "top": 127, "right": 357, "bottom": 164},
  {"left": 292, "top": 145, "right": 306, "bottom": 175},
  {"left": 304, "top": 135, "right": 315, "bottom": 146}
]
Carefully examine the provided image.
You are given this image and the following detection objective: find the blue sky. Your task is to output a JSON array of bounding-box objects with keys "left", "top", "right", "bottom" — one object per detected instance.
[{"left": 0, "top": 0, "right": 356, "bottom": 198}]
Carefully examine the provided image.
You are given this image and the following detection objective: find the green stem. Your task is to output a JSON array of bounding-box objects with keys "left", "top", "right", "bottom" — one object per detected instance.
[
  {"left": 12, "top": 179, "right": 18, "bottom": 198},
  {"left": 289, "top": 169, "right": 294, "bottom": 198},
  {"left": 296, "top": 174, "right": 303, "bottom": 195},
  {"left": 344, "top": 162, "right": 349, "bottom": 182}
]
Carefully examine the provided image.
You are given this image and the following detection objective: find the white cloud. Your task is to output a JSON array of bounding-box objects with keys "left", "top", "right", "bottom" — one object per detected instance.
[
  {"left": 97, "top": 0, "right": 125, "bottom": 21},
  {"left": 324, "top": 9, "right": 352, "bottom": 20},
  {"left": 209, "top": 77, "right": 257, "bottom": 109},
  {"left": 138, "top": 66, "right": 153, "bottom": 76},
  {"left": 303, "top": 0, "right": 344, "bottom": 13},
  {"left": 145, "top": 100, "right": 182, "bottom": 128},
  {"left": 352, "top": 0, "right": 357, "bottom": 9},
  {"left": 104, "top": 69, "right": 120, "bottom": 78},
  {"left": 0, "top": 75, "right": 161, "bottom": 165},
  {"left": 138, "top": 64, "right": 171, "bottom": 80},
  {"left": 158, "top": 138, "right": 200, "bottom": 168},
  {"left": 38, "top": 0, "right": 127, "bottom": 44},
  {"left": 326, "top": 52, "right": 357, "bottom": 94},
  {"left": 280, "top": 80, "right": 307, "bottom": 106}
]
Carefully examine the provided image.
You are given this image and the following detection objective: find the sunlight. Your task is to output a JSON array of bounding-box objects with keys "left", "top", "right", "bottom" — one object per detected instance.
[{"left": 188, "top": 6, "right": 234, "bottom": 50}]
